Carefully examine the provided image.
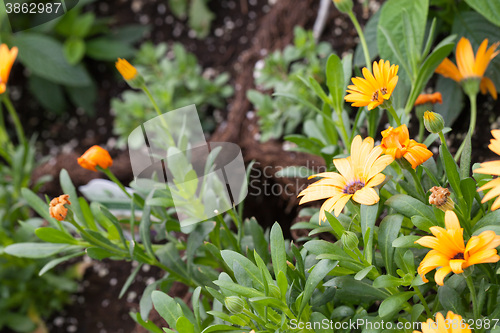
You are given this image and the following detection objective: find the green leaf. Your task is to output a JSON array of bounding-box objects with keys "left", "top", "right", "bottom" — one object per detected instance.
[
  {"left": 64, "top": 38, "right": 86, "bottom": 65},
  {"left": 13, "top": 33, "right": 91, "bottom": 86},
  {"left": 119, "top": 264, "right": 142, "bottom": 299},
  {"left": 151, "top": 291, "right": 183, "bottom": 329},
  {"left": 379, "top": 292, "right": 414, "bottom": 319},
  {"left": 411, "top": 215, "right": 436, "bottom": 233},
  {"left": 4, "top": 243, "right": 73, "bottom": 258},
  {"left": 35, "top": 227, "right": 78, "bottom": 244},
  {"left": 213, "top": 280, "right": 263, "bottom": 298},
  {"left": 324, "top": 211, "right": 346, "bottom": 239},
  {"left": 464, "top": 0, "right": 500, "bottom": 27},
  {"left": 361, "top": 202, "right": 378, "bottom": 263},
  {"left": 175, "top": 317, "right": 195, "bottom": 333},
  {"left": 323, "top": 276, "right": 389, "bottom": 302},
  {"left": 326, "top": 54, "right": 344, "bottom": 113},
  {"left": 86, "top": 247, "right": 116, "bottom": 260},
  {"left": 354, "top": 265, "right": 375, "bottom": 281},
  {"left": 21, "top": 188, "right": 56, "bottom": 224},
  {"left": 373, "top": 275, "right": 403, "bottom": 289},
  {"left": 28, "top": 75, "right": 66, "bottom": 114},
  {"left": 392, "top": 235, "right": 422, "bottom": 248},
  {"left": 460, "top": 134, "right": 472, "bottom": 179},
  {"left": 270, "top": 223, "right": 287, "bottom": 278},
  {"left": 440, "top": 145, "right": 462, "bottom": 198},
  {"left": 460, "top": 177, "right": 476, "bottom": 216},
  {"left": 434, "top": 77, "right": 464, "bottom": 126},
  {"left": 60, "top": 169, "right": 87, "bottom": 227},
  {"left": 130, "top": 312, "right": 164, "bottom": 333},
  {"left": 39, "top": 252, "right": 85, "bottom": 276},
  {"left": 298, "top": 259, "right": 338, "bottom": 318},
  {"left": 472, "top": 209, "right": 500, "bottom": 232},
  {"left": 386, "top": 194, "right": 434, "bottom": 221},
  {"left": 221, "top": 250, "right": 264, "bottom": 292},
  {"left": 378, "top": 214, "right": 403, "bottom": 276},
  {"left": 188, "top": 0, "right": 215, "bottom": 38},
  {"left": 438, "top": 285, "right": 465, "bottom": 315},
  {"left": 86, "top": 37, "right": 135, "bottom": 61}
]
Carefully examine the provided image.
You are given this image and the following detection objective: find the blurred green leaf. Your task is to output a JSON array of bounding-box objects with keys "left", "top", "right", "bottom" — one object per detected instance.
[
  {"left": 63, "top": 37, "right": 86, "bottom": 65},
  {"left": 13, "top": 33, "right": 91, "bottom": 86}
]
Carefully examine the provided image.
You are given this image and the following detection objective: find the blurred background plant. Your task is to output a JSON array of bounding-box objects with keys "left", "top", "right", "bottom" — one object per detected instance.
[
  {"left": 0, "top": 0, "right": 147, "bottom": 116},
  {"left": 167, "top": 0, "right": 215, "bottom": 38},
  {"left": 112, "top": 41, "right": 233, "bottom": 148},
  {"left": 247, "top": 27, "right": 332, "bottom": 142}
]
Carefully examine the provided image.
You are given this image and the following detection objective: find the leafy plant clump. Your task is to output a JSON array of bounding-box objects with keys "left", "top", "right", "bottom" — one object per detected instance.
[
  {"left": 247, "top": 27, "right": 332, "bottom": 142},
  {"left": 112, "top": 42, "right": 233, "bottom": 147}
]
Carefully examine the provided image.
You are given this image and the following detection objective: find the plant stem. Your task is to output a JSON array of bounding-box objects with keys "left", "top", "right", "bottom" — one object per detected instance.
[
  {"left": 101, "top": 167, "right": 132, "bottom": 199},
  {"left": 414, "top": 286, "right": 432, "bottom": 318},
  {"left": 454, "top": 93, "right": 476, "bottom": 162},
  {"left": 465, "top": 275, "right": 480, "bottom": 322},
  {"left": 409, "top": 167, "right": 426, "bottom": 199},
  {"left": 438, "top": 131, "right": 448, "bottom": 151},
  {"left": 386, "top": 105, "right": 402, "bottom": 127},
  {"left": 418, "top": 117, "right": 425, "bottom": 143},
  {"left": 2, "top": 94, "right": 25, "bottom": 144},
  {"left": 348, "top": 10, "right": 371, "bottom": 72},
  {"left": 141, "top": 84, "right": 175, "bottom": 146}
]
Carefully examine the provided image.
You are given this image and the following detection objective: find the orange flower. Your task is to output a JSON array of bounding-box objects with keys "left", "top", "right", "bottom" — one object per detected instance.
[
  {"left": 345, "top": 59, "right": 399, "bottom": 110},
  {"left": 115, "top": 58, "right": 138, "bottom": 81},
  {"left": 49, "top": 194, "right": 71, "bottom": 221},
  {"left": 435, "top": 37, "right": 499, "bottom": 99},
  {"left": 475, "top": 130, "right": 500, "bottom": 210},
  {"left": 415, "top": 92, "right": 442, "bottom": 106},
  {"left": 78, "top": 145, "right": 113, "bottom": 172},
  {"left": 380, "top": 124, "right": 432, "bottom": 169},
  {"left": 415, "top": 211, "right": 500, "bottom": 286},
  {"left": 0, "top": 44, "right": 18, "bottom": 94},
  {"left": 413, "top": 311, "right": 471, "bottom": 333}
]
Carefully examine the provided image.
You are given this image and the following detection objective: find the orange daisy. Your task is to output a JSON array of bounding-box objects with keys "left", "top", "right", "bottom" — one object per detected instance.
[
  {"left": 413, "top": 311, "right": 471, "bottom": 333},
  {"left": 380, "top": 124, "right": 432, "bottom": 169},
  {"left": 435, "top": 37, "right": 499, "bottom": 99},
  {"left": 298, "top": 135, "right": 394, "bottom": 222},
  {"left": 475, "top": 130, "right": 500, "bottom": 210},
  {"left": 415, "top": 211, "right": 500, "bottom": 286},
  {"left": 345, "top": 59, "right": 399, "bottom": 110}
]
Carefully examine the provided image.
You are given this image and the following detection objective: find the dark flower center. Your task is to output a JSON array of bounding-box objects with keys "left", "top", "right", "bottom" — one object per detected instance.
[
  {"left": 344, "top": 181, "right": 365, "bottom": 195},
  {"left": 452, "top": 252, "right": 464, "bottom": 260},
  {"left": 371, "top": 90, "right": 379, "bottom": 101},
  {"left": 380, "top": 87, "right": 388, "bottom": 95}
]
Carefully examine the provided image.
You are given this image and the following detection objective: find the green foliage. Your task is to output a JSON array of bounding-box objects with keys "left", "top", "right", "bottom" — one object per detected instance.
[
  {"left": 0, "top": 143, "right": 76, "bottom": 332},
  {"left": 2, "top": 0, "right": 146, "bottom": 115},
  {"left": 247, "top": 27, "right": 332, "bottom": 141},
  {"left": 167, "top": 0, "right": 215, "bottom": 39},
  {"left": 112, "top": 42, "right": 233, "bottom": 147}
]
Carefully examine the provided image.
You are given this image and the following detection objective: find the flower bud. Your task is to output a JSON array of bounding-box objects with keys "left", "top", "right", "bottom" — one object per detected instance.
[
  {"left": 332, "top": 0, "right": 353, "bottom": 14},
  {"left": 224, "top": 296, "right": 245, "bottom": 314},
  {"left": 423, "top": 111, "right": 445, "bottom": 134},
  {"left": 115, "top": 58, "right": 144, "bottom": 89},
  {"left": 341, "top": 231, "right": 359, "bottom": 251}
]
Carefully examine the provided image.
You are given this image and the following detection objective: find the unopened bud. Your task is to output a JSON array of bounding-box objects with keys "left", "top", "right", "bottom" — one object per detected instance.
[
  {"left": 341, "top": 231, "right": 359, "bottom": 251},
  {"left": 224, "top": 296, "right": 245, "bottom": 314},
  {"left": 423, "top": 111, "right": 445, "bottom": 134}
]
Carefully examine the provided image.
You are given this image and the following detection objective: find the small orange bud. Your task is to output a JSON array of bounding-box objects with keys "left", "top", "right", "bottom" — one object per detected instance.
[
  {"left": 49, "top": 194, "right": 71, "bottom": 221},
  {"left": 115, "top": 58, "right": 138, "bottom": 80},
  {"left": 78, "top": 145, "right": 113, "bottom": 172}
]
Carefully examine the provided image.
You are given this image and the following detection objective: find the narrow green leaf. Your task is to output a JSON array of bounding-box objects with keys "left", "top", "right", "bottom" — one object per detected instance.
[
  {"left": 39, "top": 252, "right": 85, "bottom": 276},
  {"left": 379, "top": 292, "right": 414, "bottom": 319},
  {"left": 270, "top": 223, "right": 287, "bottom": 278},
  {"left": 378, "top": 214, "right": 403, "bottom": 276},
  {"left": 35, "top": 227, "right": 78, "bottom": 244}
]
